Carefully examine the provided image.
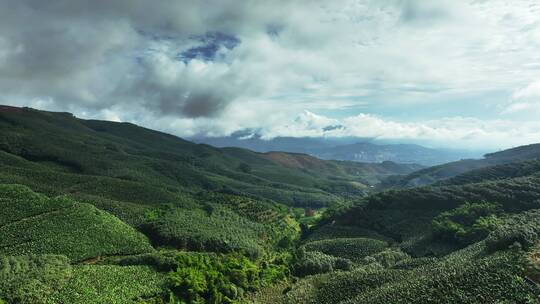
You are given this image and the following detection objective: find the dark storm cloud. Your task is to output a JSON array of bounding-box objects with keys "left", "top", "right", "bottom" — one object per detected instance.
[
  {"left": 181, "top": 91, "right": 231, "bottom": 118},
  {"left": 0, "top": 0, "right": 289, "bottom": 117}
]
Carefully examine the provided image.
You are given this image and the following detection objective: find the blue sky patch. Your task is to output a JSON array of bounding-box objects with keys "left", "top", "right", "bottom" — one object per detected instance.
[{"left": 178, "top": 32, "right": 240, "bottom": 62}]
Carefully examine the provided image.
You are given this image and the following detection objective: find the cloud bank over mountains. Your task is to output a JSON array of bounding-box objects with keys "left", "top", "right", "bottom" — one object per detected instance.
[
  {"left": 0, "top": 0, "right": 539, "bottom": 149},
  {"left": 191, "top": 110, "right": 540, "bottom": 151}
]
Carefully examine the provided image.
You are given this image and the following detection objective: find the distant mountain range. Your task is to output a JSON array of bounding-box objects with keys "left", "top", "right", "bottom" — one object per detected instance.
[{"left": 191, "top": 133, "right": 484, "bottom": 166}]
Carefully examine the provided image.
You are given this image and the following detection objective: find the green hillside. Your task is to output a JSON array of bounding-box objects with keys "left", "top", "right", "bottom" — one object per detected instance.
[
  {"left": 0, "top": 185, "right": 154, "bottom": 261},
  {"left": 2, "top": 106, "right": 540, "bottom": 303},
  {"left": 0, "top": 106, "right": 418, "bottom": 207},
  {"left": 258, "top": 152, "right": 540, "bottom": 303},
  {"left": 438, "top": 158, "right": 540, "bottom": 186},
  {"left": 380, "top": 145, "right": 540, "bottom": 188},
  {"left": 0, "top": 106, "right": 421, "bottom": 303},
  {"left": 280, "top": 241, "right": 539, "bottom": 304}
]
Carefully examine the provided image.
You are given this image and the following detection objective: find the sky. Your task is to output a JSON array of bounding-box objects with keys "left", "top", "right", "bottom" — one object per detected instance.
[{"left": 1, "top": 0, "right": 540, "bottom": 150}]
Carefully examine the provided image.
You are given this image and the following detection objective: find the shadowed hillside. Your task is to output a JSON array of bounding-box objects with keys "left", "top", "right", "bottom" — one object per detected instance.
[{"left": 380, "top": 145, "right": 540, "bottom": 189}]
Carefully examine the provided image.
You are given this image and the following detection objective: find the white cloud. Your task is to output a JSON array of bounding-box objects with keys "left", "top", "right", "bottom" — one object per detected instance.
[
  {"left": 253, "top": 111, "right": 540, "bottom": 150},
  {"left": 512, "top": 81, "right": 540, "bottom": 100},
  {"left": 0, "top": 0, "right": 540, "bottom": 149},
  {"left": 503, "top": 80, "right": 540, "bottom": 114},
  {"left": 126, "top": 107, "right": 540, "bottom": 151}
]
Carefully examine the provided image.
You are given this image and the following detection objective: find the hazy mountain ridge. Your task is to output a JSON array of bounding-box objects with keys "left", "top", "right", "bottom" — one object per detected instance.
[{"left": 192, "top": 133, "right": 482, "bottom": 166}]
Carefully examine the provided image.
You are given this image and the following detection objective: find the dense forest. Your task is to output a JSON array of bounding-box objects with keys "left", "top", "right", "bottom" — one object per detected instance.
[{"left": 2, "top": 106, "right": 540, "bottom": 303}]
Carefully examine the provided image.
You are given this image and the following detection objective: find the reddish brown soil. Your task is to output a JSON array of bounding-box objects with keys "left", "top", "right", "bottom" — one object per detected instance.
[
  {"left": 0, "top": 105, "right": 22, "bottom": 113},
  {"left": 263, "top": 151, "right": 329, "bottom": 170}
]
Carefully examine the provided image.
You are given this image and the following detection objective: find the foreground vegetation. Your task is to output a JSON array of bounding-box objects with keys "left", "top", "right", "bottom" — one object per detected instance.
[
  {"left": 0, "top": 182, "right": 294, "bottom": 303},
  {"left": 248, "top": 148, "right": 540, "bottom": 303},
  {"left": 2, "top": 106, "right": 540, "bottom": 303},
  {"left": 0, "top": 107, "right": 326, "bottom": 303}
]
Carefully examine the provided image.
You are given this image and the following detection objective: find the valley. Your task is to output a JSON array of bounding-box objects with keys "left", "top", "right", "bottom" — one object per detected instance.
[
  {"left": 2, "top": 1, "right": 539, "bottom": 303},
  {"left": 1, "top": 107, "right": 540, "bottom": 303}
]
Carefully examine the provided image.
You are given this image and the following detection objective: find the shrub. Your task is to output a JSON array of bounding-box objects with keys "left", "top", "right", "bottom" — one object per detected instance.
[
  {"left": 48, "top": 265, "right": 166, "bottom": 303},
  {"left": 285, "top": 265, "right": 406, "bottom": 304},
  {"left": 393, "top": 256, "right": 438, "bottom": 270},
  {"left": 293, "top": 249, "right": 352, "bottom": 277},
  {"left": 115, "top": 251, "right": 180, "bottom": 271},
  {"left": 486, "top": 209, "right": 540, "bottom": 252},
  {"left": 116, "top": 250, "right": 290, "bottom": 303},
  {"left": 339, "top": 248, "right": 539, "bottom": 304},
  {"left": 238, "top": 163, "right": 252, "bottom": 173},
  {"left": 303, "top": 238, "right": 388, "bottom": 263},
  {"left": 167, "top": 252, "right": 280, "bottom": 304},
  {"left": 141, "top": 206, "right": 268, "bottom": 257},
  {"left": 432, "top": 202, "right": 503, "bottom": 245},
  {"left": 0, "top": 255, "right": 71, "bottom": 304},
  {"left": 336, "top": 175, "right": 540, "bottom": 243},
  {"left": 285, "top": 242, "right": 540, "bottom": 304},
  {"left": 305, "top": 224, "right": 392, "bottom": 243},
  {"left": 364, "top": 248, "right": 410, "bottom": 268},
  {"left": 0, "top": 184, "right": 71, "bottom": 226}
]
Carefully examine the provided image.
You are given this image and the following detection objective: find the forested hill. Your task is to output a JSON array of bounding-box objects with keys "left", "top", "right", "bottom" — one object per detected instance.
[
  {"left": 3, "top": 105, "right": 540, "bottom": 303},
  {"left": 0, "top": 105, "right": 422, "bottom": 303},
  {"left": 271, "top": 144, "right": 540, "bottom": 303},
  {"left": 380, "top": 143, "right": 540, "bottom": 189},
  {"left": 0, "top": 106, "right": 419, "bottom": 208},
  {"left": 484, "top": 143, "right": 540, "bottom": 162}
]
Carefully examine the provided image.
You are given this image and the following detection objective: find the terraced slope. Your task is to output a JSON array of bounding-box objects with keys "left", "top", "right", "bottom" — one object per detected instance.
[{"left": 0, "top": 184, "right": 154, "bottom": 261}]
